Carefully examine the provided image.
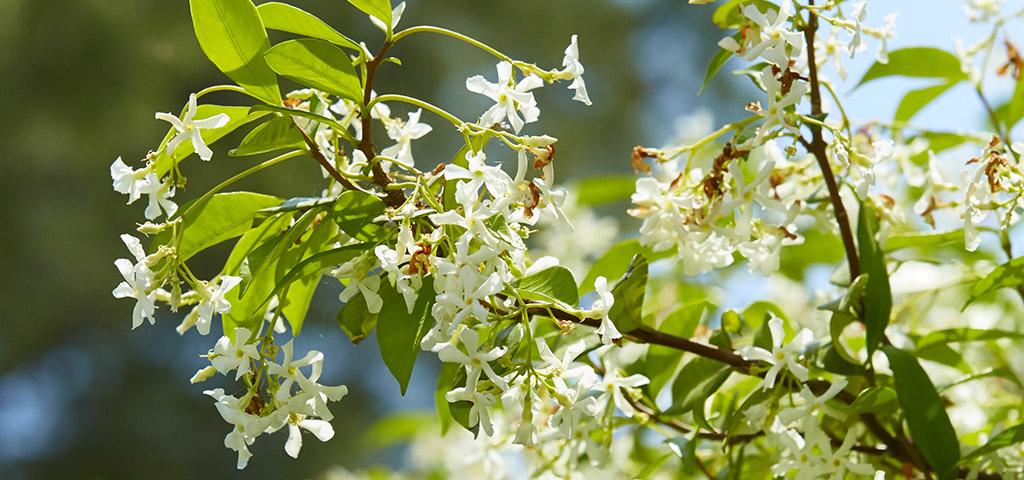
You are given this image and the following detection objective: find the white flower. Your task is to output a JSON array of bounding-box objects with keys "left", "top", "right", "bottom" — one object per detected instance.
[
  {"left": 740, "top": 317, "right": 812, "bottom": 389},
  {"left": 439, "top": 328, "right": 509, "bottom": 392},
  {"left": 964, "top": 0, "right": 1002, "bottom": 22},
  {"left": 184, "top": 275, "right": 242, "bottom": 336},
  {"left": 445, "top": 386, "right": 497, "bottom": 436},
  {"left": 110, "top": 157, "right": 149, "bottom": 204},
  {"left": 720, "top": 0, "right": 804, "bottom": 67},
  {"left": 591, "top": 276, "right": 621, "bottom": 345},
  {"left": 268, "top": 339, "right": 325, "bottom": 402},
  {"left": 205, "top": 388, "right": 271, "bottom": 469},
  {"left": 429, "top": 184, "right": 501, "bottom": 249},
  {"left": 381, "top": 108, "right": 432, "bottom": 168},
  {"left": 280, "top": 411, "right": 334, "bottom": 459},
  {"left": 136, "top": 172, "right": 178, "bottom": 220},
  {"left": 557, "top": 35, "right": 592, "bottom": 106},
  {"left": 330, "top": 253, "right": 383, "bottom": 314},
  {"left": 155, "top": 93, "right": 229, "bottom": 161},
  {"left": 112, "top": 234, "right": 159, "bottom": 329},
  {"left": 211, "top": 327, "right": 262, "bottom": 380},
  {"left": 443, "top": 151, "right": 514, "bottom": 199},
  {"left": 596, "top": 367, "right": 649, "bottom": 418},
  {"left": 466, "top": 61, "right": 543, "bottom": 133},
  {"left": 745, "top": 67, "right": 808, "bottom": 148},
  {"left": 777, "top": 379, "right": 849, "bottom": 426}
]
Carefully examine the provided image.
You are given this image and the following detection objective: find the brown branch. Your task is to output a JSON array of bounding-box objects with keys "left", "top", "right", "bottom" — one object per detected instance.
[
  {"left": 802, "top": 5, "right": 861, "bottom": 280},
  {"left": 360, "top": 41, "right": 407, "bottom": 208},
  {"left": 296, "top": 120, "right": 362, "bottom": 193}
]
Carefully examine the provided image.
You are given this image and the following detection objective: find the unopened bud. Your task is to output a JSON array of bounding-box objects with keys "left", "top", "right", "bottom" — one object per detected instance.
[
  {"left": 190, "top": 366, "right": 217, "bottom": 384},
  {"left": 136, "top": 221, "right": 169, "bottom": 235}
]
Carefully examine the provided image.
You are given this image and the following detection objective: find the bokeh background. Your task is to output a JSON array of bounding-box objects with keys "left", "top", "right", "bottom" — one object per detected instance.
[{"left": 0, "top": 0, "right": 1019, "bottom": 478}]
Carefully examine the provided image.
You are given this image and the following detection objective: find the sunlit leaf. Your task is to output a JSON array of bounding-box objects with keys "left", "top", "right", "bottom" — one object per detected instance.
[
  {"left": 189, "top": 0, "right": 280, "bottom": 105},
  {"left": 264, "top": 38, "right": 363, "bottom": 103}
]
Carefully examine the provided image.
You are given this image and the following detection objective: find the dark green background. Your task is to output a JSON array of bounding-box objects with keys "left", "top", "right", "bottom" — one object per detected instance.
[{"left": 0, "top": 1, "right": 744, "bottom": 478}]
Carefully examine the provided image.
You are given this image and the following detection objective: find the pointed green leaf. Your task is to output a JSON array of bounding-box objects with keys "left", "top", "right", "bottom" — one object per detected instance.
[
  {"left": 231, "top": 115, "right": 304, "bottom": 156},
  {"left": 1005, "top": 78, "right": 1024, "bottom": 130},
  {"left": 666, "top": 356, "right": 731, "bottom": 417},
  {"left": 252, "top": 195, "right": 338, "bottom": 227},
  {"left": 712, "top": 0, "right": 780, "bottom": 29},
  {"left": 701, "top": 36, "right": 737, "bottom": 94},
  {"left": 885, "top": 229, "right": 963, "bottom": 251},
  {"left": 264, "top": 38, "right": 362, "bottom": 103},
  {"left": 257, "top": 2, "right": 359, "bottom": 50},
  {"left": 883, "top": 346, "right": 960, "bottom": 478},
  {"left": 436, "top": 361, "right": 458, "bottom": 434},
  {"left": 858, "top": 202, "right": 891, "bottom": 355},
  {"left": 262, "top": 243, "right": 371, "bottom": 312},
  {"left": 857, "top": 47, "right": 967, "bottom": 86},
  {"left": 378, "top": 277, "right": 437, "bottom": 395},
  {"left": 239, "top": 207, "right": 323, "bottom": 297},
  {"left": 961, "top": 423, "right": 1024, "bottom": 465},
  {"left": 895, "top": 81, "right": 958, "bottom": 123},
  {"left": 153, "top": 192, "right": 282, "bottom": 262},
  {"left": 332, "top": 190, "right": 389, "bottom": 241},
  {"left": 607, "top": 254, "right": 649, "bottom": 334},
  {"left": 965, "top": 256, "right": 1024, "bottom": 308},
  {"left": 189, "top": 0, "right": 280, "bottom": 105},
  {"left": 848, "top": 386, "right": 898, "bottom": 414},
  {"left": 346, "top": 0, "right": 392, "bottom": 28},
  {"left": 580, "top": 239, "right": 672, "bottom": 294},
  {"left": 514, "top": 266, "right": 579, "bottom": 306},
  {"left": 915, "top": 327, "right": 1024, "bottom": 352}
]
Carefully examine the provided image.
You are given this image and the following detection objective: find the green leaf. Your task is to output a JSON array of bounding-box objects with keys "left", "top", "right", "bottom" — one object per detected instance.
[
  {"left": 239, "top": 206, "right": 322, "bottom": 297},
  {"left": 249, "top": 103, "right": 351, "bottom": 137},
  {"left": 916, "top": 342, "right": 970, "bottom": 374},
  {"left": 607, "top": 254, "right": 649, "bottom": 334},
  {"left": 435, "top": 362, "right": 458, "bottom": 435},
  {"left": 894, "top": 82, "right": 958, "bottom": 123},
  {"left": 219, "top": 214, "right": 294, "bottom": 335},
  {"left": 658, "top": 299, "right": 708, "bottom": 338},
  {"left": 262, "top": 243, "right": 371, "bottom": 312},
  {"left": 189, "top": 0, "right": 280, "bottom": 105},
  {"left": 378, "top": 277, "right": 437, "bottom": 395},
  {"left": 858, "top": 202, "right": 891, "bottom": 355},
  {"left": 712, "top": 0, "right": 779, "bottom": 29},
  {"left": 700, "top": 38, "right": 737, "bottom": 95},
  {"left": 848, "top": 386, "right": 898, "bottom": 414},
  {"left": 230, "top": 115, "right": 304, "bottom": 156},
  {"left": 885, "top": 229, "right": 963, "bottom": 251},
  {"left": 1000, "top": 78, "right": 1024, "bottom": 130},
  {"left": 276, "top": 218, "right": 336, "bottom": 334},
  {"left": 575, "top": 175, "right": 637, "bottom": 207},
  {"left": 332, "top": 190, "right": 390, "bottom": 241},
  {"left": 264, "top": 38, "right": 363, "bottom": 103},
  {"left": 253, "top": 195, "right": 338, "bottom": 227},
  {"left": 346, "top": 0, "right": 392, "bottom": 28},
  {"left": 337, "top": 289, "right": 377, "bottom": 345},
  {"left": 257, "top": 2, "right": 359, "bottom": 50},
  {"left": 666, "top": 356, "right": 732, "bottom": 418},
  {"left": 857, "top": 47, "right": 968, "bottom": 86},
  {"left": 915, "top": 327, "right": 1024, "bottom": 352},
  {"left": 961, "top": 423, "right": 1024, "bottom": 465},
  {"left": 580, "top": 239, "right": 672, "bottom": 294},
  {"left": 883, "top": 346, "right": 960, "bottom": 478},
  {"left": 964, "top": 256, "right": 1024, "bottom": 308},
  {"left": 154, "top": 192, "right": 282, "bottom": 262},
  {"left": 818, "top": 343, "right": 867, "bottom": 376},
  {"left": 514, "top": 266, "right": 579, "bottom": 306}
]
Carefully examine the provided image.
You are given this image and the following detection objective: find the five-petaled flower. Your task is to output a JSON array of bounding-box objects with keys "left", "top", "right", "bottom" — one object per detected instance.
[
  {"left": 467, "top": 61, "right": 543, "bottom": 133},
  {"left": 155, "top": 93, "right": 229, "bottom": 161}
]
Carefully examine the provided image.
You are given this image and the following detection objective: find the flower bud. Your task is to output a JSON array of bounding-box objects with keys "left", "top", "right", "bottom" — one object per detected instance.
[{"left": 190, "top": 366, "right": 217, "bottom": 384}]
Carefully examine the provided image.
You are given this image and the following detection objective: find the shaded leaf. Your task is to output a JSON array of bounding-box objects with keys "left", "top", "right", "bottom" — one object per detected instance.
[
  {"left": 575, "top": 175, "right": 637, "bottom": 207},
  {"left": 154, "top": 192, "right": 282, "bottom": 262},
  {"left": 701, "top": 37, "right": 737, "bottom": 95},
  {"left": 858, "top": 201, "right": 891, "bottom": 355},
  {"left": 378, "top": 277, "right": 437, "bottom": 395},
  {"left": 607, "top": 254, "right": 649, "bottom": 333},
  {"left": 581, "top": 239, "right": 672, "bottom": 294},
  {"left": 848, "top": 386, "right": 898, "bottom": 414},
  {"left": 885, "top": 229, "right": 963, "bottom": 251},
  {"left": 332, "top": 190, "right": 390, "bottom": 241},
  {"left": 964, "top": 256, "right": 1024, "bottom": 308},
  {"left": 231, "top": 115, "right": 304, "bottom": 156},
  {"left": 883, "top": 346, "right": 960, "bottom": 478}
]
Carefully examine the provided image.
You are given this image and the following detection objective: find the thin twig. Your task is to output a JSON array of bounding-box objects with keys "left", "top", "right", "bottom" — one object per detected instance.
[{"left": 360, "top": 41, "right": 407, "bottom": 208}]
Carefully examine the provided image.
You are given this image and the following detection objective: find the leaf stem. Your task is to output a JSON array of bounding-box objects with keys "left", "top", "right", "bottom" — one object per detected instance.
[
  {"left": 392, "top": 26, "right": 513, "bottom": 63},
  {"left": 367, "top": 94, "right": 465, "bottom": 126}
]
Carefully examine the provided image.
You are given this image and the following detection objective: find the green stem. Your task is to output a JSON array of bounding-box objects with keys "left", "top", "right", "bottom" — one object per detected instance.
[
  {"left": 367, "top": 94, "right": 465, "bottom": 126},
  {"left": 195, "top": 84, "right": 261, "bottom": 102},
  {"left": 176, "top": 150, "right": 303, "bottom": 222},
  {"left": 392, "top": 25, "right": 513, "bottom": 63}
]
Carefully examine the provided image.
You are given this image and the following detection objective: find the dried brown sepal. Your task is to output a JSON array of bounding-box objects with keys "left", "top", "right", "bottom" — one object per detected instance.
[
  {"left": 533, "top": 144, "right": 556, "bottom": 170},
  {"left": 702, "top": 142, "right": 747, "bottom": 201},
  {"left": 408, "top": 244, "right": 432, "bottom": 275},
  {"left": 998, "top": 39, "right": 1023, "bottom": 81},
  {"left": 283, "top": 97, "right": 302, "bottom": 108},
  {"left": 771, "top": 62, "right": 807, "bottom": 96},
  {"left": 631, "top": 146, "right": 656, "bottom": 174},
  {"left": 245, "top": 394, "right": 266, "bottom": 415},
  {"left": 523, "top": 181, "right": 542, "bottom": 219},
  {"left": 430, "top": 163, "right": 447, "bottom": 177}
]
